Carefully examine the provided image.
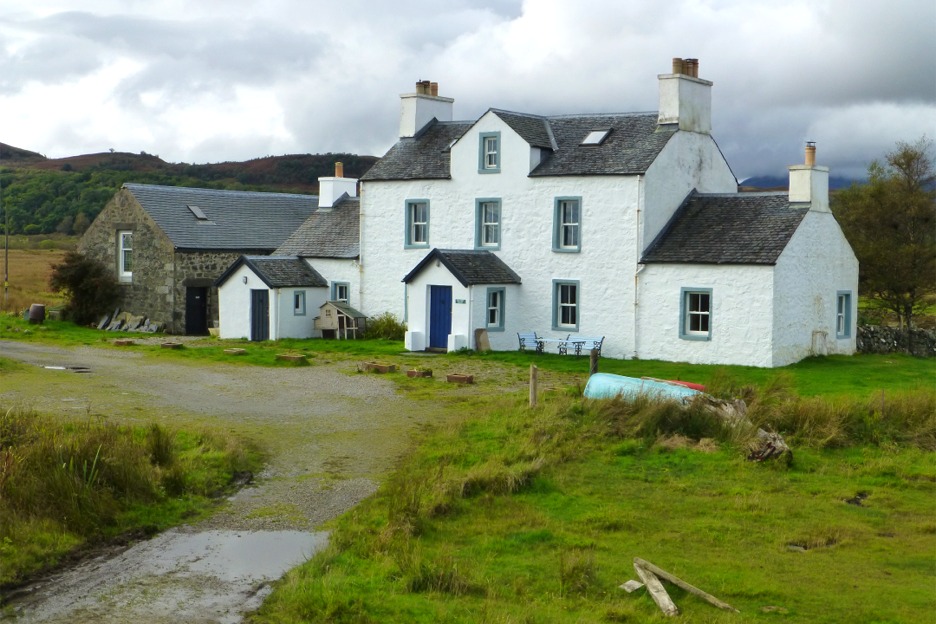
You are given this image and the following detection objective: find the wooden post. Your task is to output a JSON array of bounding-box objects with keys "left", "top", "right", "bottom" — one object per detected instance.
[
  {"left": 589, "top": 348, "right": 599, "bottom": 375},
  {"left": 634, "top": 558, "right": 739, "bottom": 613},
  {"left": 529, "top": 364, "right": 538, "bottom": 408},
  {"left": 633, "top": 562, "right": 678, "bottom": 616}
]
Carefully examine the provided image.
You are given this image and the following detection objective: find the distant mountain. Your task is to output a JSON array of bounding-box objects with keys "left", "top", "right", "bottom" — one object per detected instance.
[
  {"left": 0, "top": 144, "right": 378, "bottom": 235},
  {"left": 740, "top": 175, "right": 862, "bottom": 191}
]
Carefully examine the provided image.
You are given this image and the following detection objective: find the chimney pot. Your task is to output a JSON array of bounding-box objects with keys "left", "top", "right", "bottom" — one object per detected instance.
[
  {"left": 672, "top": 57, "right": 683, "bottom": 74},
  {"left": 335, "top": 161, "right": 344, "bottom": 178},
  {"left": 805, "top": 141, "right": 816, "bottom": 166},
  {"left": 686, "top": 58, "right": 699, "bottom": 78},
  {"left": 430, "top": 81, "right": 438, "bottom": 96}
]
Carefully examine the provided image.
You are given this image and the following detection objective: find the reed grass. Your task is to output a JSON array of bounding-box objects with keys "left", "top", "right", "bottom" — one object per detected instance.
[{"left": 0, "top": 404, "right": 259, "bottom": 585}]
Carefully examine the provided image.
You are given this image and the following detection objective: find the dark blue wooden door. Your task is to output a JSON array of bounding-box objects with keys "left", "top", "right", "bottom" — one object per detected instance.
[
  {"left": 428, "top": 286, "right": 452, "bottom": 349},
  {"left": 250, "top": 289, "right": 269, "bottom": 341}
]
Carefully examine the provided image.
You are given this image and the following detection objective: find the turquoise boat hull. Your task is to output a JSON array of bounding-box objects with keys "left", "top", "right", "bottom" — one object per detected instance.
[{"left": 583, "top": 373, "right": 702, "bottom": 401}]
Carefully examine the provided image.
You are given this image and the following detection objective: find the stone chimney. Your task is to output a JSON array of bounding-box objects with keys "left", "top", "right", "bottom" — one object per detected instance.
[
  {"left": 318, "top": 161, "right": 358, "bottom": 210},
  {"left": 399, "top": 79, "right": 454, "bottom": 138},
  {"left": 788, "top": 142, "right": 830, "bottom": 212},
  {"left": 658, "top": 57, "right": 712, "bottom": 134}
]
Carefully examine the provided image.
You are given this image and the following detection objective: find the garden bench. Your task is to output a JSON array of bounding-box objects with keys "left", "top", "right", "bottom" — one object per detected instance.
[
  {"left": 517, "top": 331, "right": 540, "bottom": 352},
  {"left": 557, "top": 335, "right": 604, "bottom": 356}
]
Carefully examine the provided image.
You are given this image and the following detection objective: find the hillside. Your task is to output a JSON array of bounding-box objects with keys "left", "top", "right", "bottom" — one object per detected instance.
[{"left": 0, "top": 143, "right": 377, "bottom": 235}]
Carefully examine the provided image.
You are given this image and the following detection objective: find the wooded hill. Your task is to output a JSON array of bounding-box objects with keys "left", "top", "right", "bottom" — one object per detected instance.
[{"left": 0, "top": 142, "right": 377, "bottom": 235}]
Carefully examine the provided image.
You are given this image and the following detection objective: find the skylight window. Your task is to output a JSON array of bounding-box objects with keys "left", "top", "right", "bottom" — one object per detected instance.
[
  {"left": 581, "top": 129, "right": 611, "bottom": 146},
  {"left": 187, "top": 205, "right": 208, "bottom": 220}
]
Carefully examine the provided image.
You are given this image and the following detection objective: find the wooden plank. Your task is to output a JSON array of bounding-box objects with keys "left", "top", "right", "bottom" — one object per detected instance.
[
  {"left": 619, "top": 579, "right": 644, "bottom": 593},
  {"left": 634, "top": 557, "right": 739, "bottom": 613},
  {"left": 633, "top": 562, "right": 678, "bottom": 616}
]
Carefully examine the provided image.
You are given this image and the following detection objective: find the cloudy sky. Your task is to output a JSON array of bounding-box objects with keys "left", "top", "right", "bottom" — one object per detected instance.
[{"left": 2, "top": 0, "right": 933, "bottom": 180}]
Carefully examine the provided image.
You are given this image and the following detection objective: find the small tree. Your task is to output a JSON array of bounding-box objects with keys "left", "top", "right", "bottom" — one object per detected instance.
[
  {"left": 833, "top": 137, "right": 936, "bottom": 329},
  {"left": 49, "top": 252, "right": 122, "bottom": 325}
]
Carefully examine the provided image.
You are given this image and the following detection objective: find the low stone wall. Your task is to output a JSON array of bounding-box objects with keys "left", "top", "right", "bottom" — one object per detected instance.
[{"left": 857, "top": 325, "right": 936, "bottom": 358}]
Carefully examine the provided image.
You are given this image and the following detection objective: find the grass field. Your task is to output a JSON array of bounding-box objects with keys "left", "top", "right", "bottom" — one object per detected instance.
[
  {"left": 253, "top": 389, "right": 935, "bottom": 623},
  {"left": 2, "top": 313, "right": 934, "bottom": 622},
  {"left": 0, "top": 248, "right": 69, "bottom": 313}
]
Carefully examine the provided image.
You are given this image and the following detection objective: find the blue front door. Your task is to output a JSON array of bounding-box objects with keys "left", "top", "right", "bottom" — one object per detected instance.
[{"left": 428, "top": 286, "right": 452, "bottom": 349}]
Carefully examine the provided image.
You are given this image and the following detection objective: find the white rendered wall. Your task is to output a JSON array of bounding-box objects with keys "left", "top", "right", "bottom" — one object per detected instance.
[
  {"left": 637, "top": 264, "right": 777, "bottom": 367},
  {"left": 360, "top": 111, "right": 647, "bottom": 358},
  {"left": 641, "top": 132, "right": 737, "bottom": 252},
  {"left": 771, "top": 211, "right": 859, "bottom": 366},
  {"left": 304, "top": 258, "right": 362, "bottom": 307},
  {"left": 362, "top": 110, "right": 741, "bottom": 359},
  {"left": 273, "top": 286, "right": 326, "bottom": 339},
  {"left": 404, "top": 263, "right": 471, "bottom": 348},
  {"left": 218, "top": 264, "right": 256, "bottom": 340}
]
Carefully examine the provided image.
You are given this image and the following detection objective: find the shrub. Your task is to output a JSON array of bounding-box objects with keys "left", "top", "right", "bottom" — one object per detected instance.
[
  {"left": 49, "top": 251, "right": 122, "bottom": 325},
  {"left": 364, "top": 311, "right": 406, "bottom": 340}
]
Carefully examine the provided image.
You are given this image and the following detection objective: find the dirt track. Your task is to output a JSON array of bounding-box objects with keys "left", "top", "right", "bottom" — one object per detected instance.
[{"left": 0, "top": 340, "right": 450, "bottom": 622}]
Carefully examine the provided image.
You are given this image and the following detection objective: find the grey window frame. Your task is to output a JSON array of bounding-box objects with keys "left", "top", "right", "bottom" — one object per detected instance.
[
  {"left": 486, "top": 287, "right": 505, "bottom": 331},
  {"left": 680, "top": 287, "right": 713, "bottom": 341},
  {"left": 475, "top": 198, "right": 502, "bottom": 250},
  {"left": 552, "top": 279, "right": 580, "bottom": 331},
  {"left": 478, "top": 132, "right": 501, "bottom": 173},
  {"left": 836, "top": 291, "right": 852, "bottom": 339},
  {"left": 405, "top": 199, "right": 430, "bottom": 248},
  {"left": 293, "top": 290, "right": 307, "bottom": 316},
  {"left": 552, "top": 197, "right": 581, "bottom": 252}
]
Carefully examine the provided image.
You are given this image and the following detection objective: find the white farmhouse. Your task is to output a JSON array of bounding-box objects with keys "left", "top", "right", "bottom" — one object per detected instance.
[
  {"left": 357, "top": 60, "right": 858, "bottom": 366},
  {"left": 215, "top": 163, "right": 363, "bottom": 340}
]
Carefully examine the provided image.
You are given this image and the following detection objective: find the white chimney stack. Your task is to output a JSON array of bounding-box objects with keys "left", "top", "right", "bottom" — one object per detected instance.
[
  {"left": 788, "top": 142, "right": 830, "bottom": 212},
  {"left": 658, "top": 57, "right": 712, "bottom": 134},
  {"left": 399, "top": 80, "right": 454, "bottom": 138},
  {"left": 318, "top": 161, "right": 358, "bottom": 210}
]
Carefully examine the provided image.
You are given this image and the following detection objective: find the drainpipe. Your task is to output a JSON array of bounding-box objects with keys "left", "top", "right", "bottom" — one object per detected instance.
[
  {"left": 633, "top": 176, "right": 644, "bottom": 359},
  {"left": 357, "top": 184, "right": 365, "bottom": 309},
  {"left": 171, "top": 247, "right": 178, "bottom": 334}
]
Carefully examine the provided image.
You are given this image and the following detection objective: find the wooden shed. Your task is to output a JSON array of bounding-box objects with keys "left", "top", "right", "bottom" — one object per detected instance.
[{"left": 314, "top": 301, "right": 367, "bottom": 339}]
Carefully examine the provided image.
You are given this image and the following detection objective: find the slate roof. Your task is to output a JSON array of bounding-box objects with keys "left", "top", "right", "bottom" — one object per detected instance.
[
  {"left": 491, "top": 110, "right": 554, "bottom": 149},
  {"left": 215, "top": 255, "right": 327, "bottom": 288},
  {"left": 530, "top": 113, "right": 676, "bottom": 176},
  {"left": 275, "top": 195, "right": 360, "bottom": 258},
  {"left": 362, "top": 120, "right": 472, "bottom": 181},
  {"left": 402, "top": 249, "right": 522, "bottom": 287},
  {"left": 362, "top": 111, "right": 676, "bottom": 181},
  {"left": 640, "top": 192, "right": 808, "bottom": 265},
  {"left": 124, "top": 183, "right": 317, "bottom": 251}
]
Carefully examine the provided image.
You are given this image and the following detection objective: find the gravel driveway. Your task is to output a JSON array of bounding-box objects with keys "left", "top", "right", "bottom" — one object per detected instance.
[{"left": 0, "top": 340, "right": 451, "bottom": 623}]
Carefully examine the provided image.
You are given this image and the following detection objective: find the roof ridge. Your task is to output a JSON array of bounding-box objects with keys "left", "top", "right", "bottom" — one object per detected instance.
[{"left": 123, "top": 182, "right": 316, "bottom": 200}]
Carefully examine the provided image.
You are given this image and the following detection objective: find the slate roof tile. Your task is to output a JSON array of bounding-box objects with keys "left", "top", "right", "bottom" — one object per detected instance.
[
  {"left": 215, "top": 255, "right": 327, "bottom": 288},
  {"left": 362, "top": 111, "right": 676, "bottom": 181},
  {"left": 641, "top": 192, "right": 808, "bottom": 265},
  {"left": 275, "top": 196, "right": 360, "bottom": 258},
  {"left": 402, "top": 249, "right": 522, "bottom": 287},
  {"left": 362, "top": 121, "right": 472, "bottom": 181},
  {"left": 124, "top": 183, "right": 317, "bottom": 251}
]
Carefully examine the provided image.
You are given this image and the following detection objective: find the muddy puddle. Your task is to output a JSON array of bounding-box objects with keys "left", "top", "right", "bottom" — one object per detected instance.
[{"left": 4, "top": 529, "right": 327, "bottom": 623}]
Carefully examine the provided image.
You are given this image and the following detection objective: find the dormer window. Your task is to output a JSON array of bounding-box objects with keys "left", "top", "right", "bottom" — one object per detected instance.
[
  {"left": 581, "top": 129, "right": 611, "bottom": 146},
  {"left": 478, "top": 132, "right": 501, "bottom": 173}
]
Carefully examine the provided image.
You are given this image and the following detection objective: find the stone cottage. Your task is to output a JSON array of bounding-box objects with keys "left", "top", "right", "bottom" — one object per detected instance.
[{"left": 79, "top": 183, "right": 317, "bottom": 333}]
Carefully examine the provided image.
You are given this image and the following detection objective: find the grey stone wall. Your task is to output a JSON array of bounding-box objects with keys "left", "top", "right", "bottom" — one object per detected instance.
[
  {"left": 172, "top": 250, "right": 242, "bottom": 331},
  {"left": 857, "top": 325, "right": 936, "bottom": 358},
  {"left": 79, "top": 189, "right": 176, "bottom": 328},
  {"left": 79, "top": 188, "right": 247, "bottom": 333}
]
